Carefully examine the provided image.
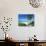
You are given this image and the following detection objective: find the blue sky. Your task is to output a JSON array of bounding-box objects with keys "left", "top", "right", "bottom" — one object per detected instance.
[{"left": 18, "top": 14, "right": 34, "bottom": 22}]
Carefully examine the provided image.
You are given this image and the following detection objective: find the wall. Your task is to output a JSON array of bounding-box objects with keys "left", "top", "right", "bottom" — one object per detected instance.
[{"left": 0, "top": 0, "right": 46, "bottom": 40}]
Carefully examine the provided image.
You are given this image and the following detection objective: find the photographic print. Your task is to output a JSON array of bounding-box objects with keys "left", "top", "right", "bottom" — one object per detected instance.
[{"left": 18, "top": 14, "right": 34, "bottom": 26}]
